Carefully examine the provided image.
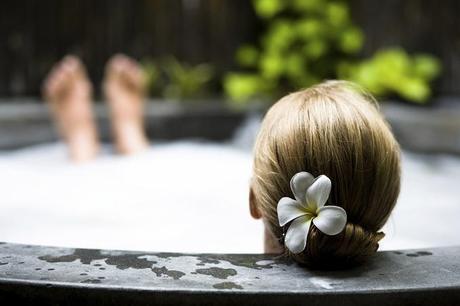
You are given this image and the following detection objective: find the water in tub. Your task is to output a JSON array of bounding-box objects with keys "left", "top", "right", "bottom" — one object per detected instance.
[{"left": 0, "top": 115, "right": 459, "bottom": 253}]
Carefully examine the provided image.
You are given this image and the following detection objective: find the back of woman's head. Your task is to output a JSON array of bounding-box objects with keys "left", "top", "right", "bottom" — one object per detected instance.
[{"left": 251, "top": 80, "right": 401, "bottom": 268}]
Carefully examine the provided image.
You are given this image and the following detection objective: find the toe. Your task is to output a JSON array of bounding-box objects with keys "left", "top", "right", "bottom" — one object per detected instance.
[
  {"left": 62, "top": 55, "right": 81, "bottom": 69},
  {"left": 108, "top": 54, "right": 127, "bottom": 69},
  {"left": 43, "top": 55, "right": 91, "bottom": 103},
  {"left": 104, "top": 54, "right": 146, "bottom": 95},
  {"left": 106, "top": 55, "right": 124, "bottom": 78},
  {"left": 63, "top": 55, "right": 87, "bottom": 78}
]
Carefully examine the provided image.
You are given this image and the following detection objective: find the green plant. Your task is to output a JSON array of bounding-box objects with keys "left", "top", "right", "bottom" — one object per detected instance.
[
  {"left": 338, "top": 48, "right": 441, "bottom": 103},
  {"left": 161, "top": 57, "right": 214, "bottom": 100},
  {"left": 142, "top": 57, "right": 214, "bottom": 101},
  {"left": 142, "top": 59, "right": 161, "bottom": 95},
  {"left": 224, "top": 0, "right": 441, "bottom": 105}
]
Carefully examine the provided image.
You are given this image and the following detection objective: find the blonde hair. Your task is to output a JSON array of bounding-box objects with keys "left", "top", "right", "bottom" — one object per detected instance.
[{"left": 252, "top": 80, "right": 401, "bottom": 268}]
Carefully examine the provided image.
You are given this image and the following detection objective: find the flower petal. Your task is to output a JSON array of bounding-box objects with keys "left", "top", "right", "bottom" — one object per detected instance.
[
  {"left": 284, "top": 215, "right": 313, "bottom": 254},
  {"left": 277, "top": 197, "right": 308, "bottom": 226},
  {"left": 290, "top": 172, "right": 315, "bottom": 204},
  {"left": 312, "top": 206, "right": 347, "bottom": 236},
  {"left": 306, "top": 175, "right": 331, "bottom": 209}
]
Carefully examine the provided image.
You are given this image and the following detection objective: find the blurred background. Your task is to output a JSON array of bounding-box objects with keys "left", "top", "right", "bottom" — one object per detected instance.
[
  {"left": 1, "top": 0, "right": 458, "bottom": 101},
  {"left": 0, "top": 0, "right": 459, "bottom": 253}
]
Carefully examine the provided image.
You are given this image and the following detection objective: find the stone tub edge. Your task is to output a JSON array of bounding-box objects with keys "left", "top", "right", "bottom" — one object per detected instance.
[{"left": 0, "top": 242, "right": 459, "bottom": 305}]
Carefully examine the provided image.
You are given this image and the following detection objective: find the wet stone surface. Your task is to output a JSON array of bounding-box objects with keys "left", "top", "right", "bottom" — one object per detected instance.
[
  {"left": 213, "top": 281, "right": 244, "bottom": 290},
  {"left": 194, "top": 267, "right": 237, "bottom": 279},
  {"left": 151, "top": 266, "right": 186, "bottom": 280},
  {"left": 405, "top": 251, "right": 433, "bottom": 257},
  {"left": 0, "top": 242, "right": 459, "bottom": 297}
]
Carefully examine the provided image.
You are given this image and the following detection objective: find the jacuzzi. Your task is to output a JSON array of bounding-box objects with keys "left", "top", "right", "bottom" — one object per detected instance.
[
  {"left": 0, "top": 101, "right": 459, "bottom": 305},
  {"left": 1, "top": 102, "right": 460, "bottom": 252}
]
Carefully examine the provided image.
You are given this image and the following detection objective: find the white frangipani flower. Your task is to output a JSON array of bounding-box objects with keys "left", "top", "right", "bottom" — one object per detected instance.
[{"left": 277, "top": 172, "right": 347, "bottom": 254}]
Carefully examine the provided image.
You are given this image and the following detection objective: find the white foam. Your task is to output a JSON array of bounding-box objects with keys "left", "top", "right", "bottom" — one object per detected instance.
[
  {"left": 380, "top": 151, "right": 460, "bottom": 250},
  {"left": 0, "top": 142, "right": 263, "bottom": 253},
  {"left": 0, "top": 139, "right": 459, "bottom": 253}
]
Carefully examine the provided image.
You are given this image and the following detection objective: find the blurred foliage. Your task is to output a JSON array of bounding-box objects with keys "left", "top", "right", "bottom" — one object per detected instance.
[
  {"left": 224, "top": 0, "right": 441, "bottom": 105},
  {"left": 142, "top": 57, "right": 214, "bottom": 101},
  {"left": 142, "top": 59, "right": 161, "bottom": 93},
  {"left": 338, "top": 49, "right": 441, "bottom": 103}
]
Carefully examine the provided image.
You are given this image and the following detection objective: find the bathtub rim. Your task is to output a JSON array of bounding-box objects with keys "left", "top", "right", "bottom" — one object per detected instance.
[{"left": 1, "top": 242, "right": 460, "bottom": 305}]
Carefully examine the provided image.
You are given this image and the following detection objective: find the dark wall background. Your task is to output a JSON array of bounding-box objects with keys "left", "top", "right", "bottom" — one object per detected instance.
[
  {"left": 0, "top": 0, "right": 459, "bottom": 97},
  {"left": 351, "top": 0, "right": 460, "bottom": 97},
  {"left": 0, "top": 0, "right": 259, "bottom": 97}
]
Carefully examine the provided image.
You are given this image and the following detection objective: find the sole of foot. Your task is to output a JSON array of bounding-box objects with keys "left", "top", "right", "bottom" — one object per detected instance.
[
  {"left": 42, "top": 55, "right": 99, "bottom": 162},
  {"left": 103, "top": 54, "right": 149, "bottom": 155}
]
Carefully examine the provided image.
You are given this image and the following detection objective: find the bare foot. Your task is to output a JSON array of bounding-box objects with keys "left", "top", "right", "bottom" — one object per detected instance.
[
  {"left": 43, "top": 56, "right": 99, "bottom": 162},
  {"left": 103, "top": 54, "right": 149, "bottom": 155}
]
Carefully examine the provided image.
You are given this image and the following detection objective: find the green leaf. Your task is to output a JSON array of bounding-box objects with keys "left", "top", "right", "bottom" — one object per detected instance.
[
  {"left": 236, "top": 45, "right": 259, "bottom": 67},
  {"left": 339, "top": 27, "right": 364, "bottom": 54},
  {"left": 326, "top": 2, "right": 349, "bottom": 27},
  {"left": 259, "top": 52, "right": 284, "bottom": 79},
  {"left": 397, "top": 78, "right": 430, "bottom": 103},
  {"left": 224, "top": 73, "right": 264, "bottom": 102},
  {"left": 303, "top": 39, "right": 328, "bottom": 59},
  {"left": 285, "top": 53, "right": 306, "bottom": 78},
  {"left": 262, "top": 19, "right": 294, "bottom": 52},
  {"left": 289, "top": 0, "right": 324, "bottom": 13},
  {"left": 253, "top": 0, "right": 284, "bottom": 19},
  {"left": 296, "top": 18, "right": 324, "bottom": 40},
  {"left": 141, "top": 59, "right": 160, "bottom": 94},
  {"left": 161, "top": 57, "right": 214, "bottom": 100},
  {"left": 413, "top": 55, "right": 441, "bottom": 80}
]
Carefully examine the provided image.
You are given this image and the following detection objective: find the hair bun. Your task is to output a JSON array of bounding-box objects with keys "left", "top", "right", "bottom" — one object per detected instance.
[{"left": 290, "top": 222, "right": 384, "bottom": 269}]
